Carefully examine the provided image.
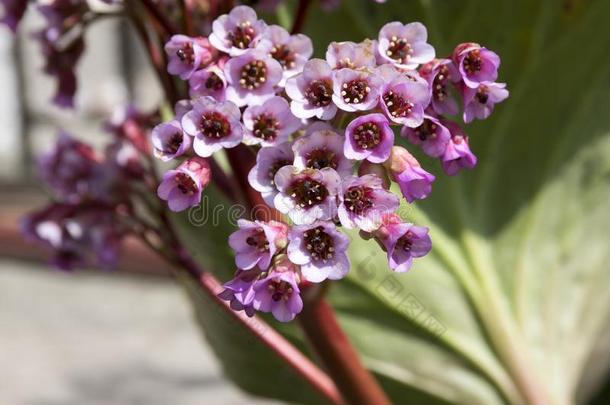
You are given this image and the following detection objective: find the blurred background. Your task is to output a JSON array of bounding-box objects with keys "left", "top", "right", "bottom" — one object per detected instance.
[
  {"left": 2, "top": 1, "right": 610, "bottom": 405},
  {"left": 0, "top": 11, "right": 280, "bottom": 405}
]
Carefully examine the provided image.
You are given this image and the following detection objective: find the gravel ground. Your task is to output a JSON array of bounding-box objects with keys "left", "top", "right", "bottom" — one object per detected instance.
[{"left": 0, "top": 259, "right": 281, "bottom": 405}]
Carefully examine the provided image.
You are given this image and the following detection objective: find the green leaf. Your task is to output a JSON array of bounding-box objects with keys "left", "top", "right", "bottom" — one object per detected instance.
[{"left": 173, "top": 0, "right": 610, "bottom": 403}]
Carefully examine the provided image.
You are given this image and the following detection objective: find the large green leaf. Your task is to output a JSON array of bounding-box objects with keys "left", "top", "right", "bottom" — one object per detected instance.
[{"left": 173, "top": 1, "right": 610, "bottom": 404}]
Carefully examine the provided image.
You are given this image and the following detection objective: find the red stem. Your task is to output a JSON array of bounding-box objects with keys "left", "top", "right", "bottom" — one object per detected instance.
[
  {"left": 299, "top": 298, "right": 392, "bottom": 405},
  {"left": 291, "top": 0, "right": 313, "bottom": 34},
  {"left": 139, "top": 0, "right": 178, "bottom": 36}
]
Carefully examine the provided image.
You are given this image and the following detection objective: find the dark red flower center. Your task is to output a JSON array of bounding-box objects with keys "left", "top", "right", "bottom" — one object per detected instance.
[
  {"left": 267, "top": 160, "right": 291, "bottom": 186},
  {"left": 341, "top": 78, "right": 370, "bottom": 104},
  {"left": 205, "top": 72, "right": 224, "bottom": 91},
  {"left": 164, "top": 132, "right": 183, "bottom": 154},
  {"left": 200, "top": 111, "right": 231, "bottom": 139},
  {"left": 475, "top": 86, "right": 489, "bottom": 104},
  {"left": 271, "top": 44, "right": 296, "bottom": 70},
  {"left": 305, "top": 79, "right": 333, "bottom": 107},
  {"left": 343, "top": 186, "right": 374, "bottom": 215},
  {"left": 269, "top": 280, "right": 293, "bottom": 302},
  {"left": 398, "top": 231, "right": 415, "bottom": 252},
  {"left": 386, "top": 36, "right": 413, "bottom": 64},
  {"left": 240, "top": 60, "right": 267, "bottom": 90},
  {"left": 228, "top": 22, "right": 256, "bottom": 49},
  {"left": 304, "top": 226, "right": 335, "bottom": 261},
  {"left": 432, "top": 64, "right": 450, "bottom": 101},
  {"left": 176, "top": 42, "right": 195, "bottom": 65},
  {"left": 252, "top": 113, "right": 279, "bottom": 141},
  {"left": 383, "top": 90, "right": 414, "bottom": 119},
  {"left": 414, "top": 120, "right": 438, "bottom": 142},
  {"left": 175, "top": 172, "right": 197, "bottom": 195},
  {"left": 245, "top": 228, "right": 269, "bottom": 253},
  {"left": 463, "top": 49, "right": 482, "bottom": 75},
  {"left": 353, "top": 122, "right": 382, "bottom": 150},
  {"left": 306, "top": 148, "right": 338, "bottom": 171},
  {"left": 288, "top": 178, "right": 329, "bottom": 208}
]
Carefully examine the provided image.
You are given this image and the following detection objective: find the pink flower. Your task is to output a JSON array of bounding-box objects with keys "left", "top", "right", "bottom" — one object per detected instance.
[
  {"left": 224, "top": 49, "right": 283, "bottom": 106},
  {"left": 292, "top": 127, "right": 353, "bottom": 177},
  {"left": 441, "top": 121, "right": 477, "bottom": 175},
  {"left": 344, "top": 113, "right": 394, "bottom": 163},
  {"left": 242, "top": 96, "right": 301, "bottom": 146},
  {"left": 188, "top": 66, "right": 227, "bottom": 101},
  {"left": 338, "top": 174, "right": 399, "bottom": 232},
  {"left": 181, "top": 96, "right": 243, "bottom": 157},
  {"left": 285, "top": 59, "right": 337, "bottom": 120},
  {"left": 288, "top": 221, "right": 350, "bottom": 282},
  {"left": 151, "top": 120, "right": 191, "bottom": 162},
  {"left": 332, "top": 68, "right": 383, "bottom": 112},
  {"left": 228, "top": 219, "right": 288, "bottom": 270},
  {"left": 218, "top": 268, "right": 261, "bottom": 317},
  {"left": 248, "top": 142, "right": 294, "bottom": 205},
  {"left": 376, "top": 214, "right": 431, "bottom": 272},
  {"left": 386, "top": 146, "right": 435, "bottom": 202},
  {"left": 452, "top": 42, "right": 500, "bottom": 89},
  {"left": 273, "top": 166, "right": 341, "bottom": 225},
  {"left": 209, "top": 5, "right": 268, "bottom": 56},
  {"left": 165, "top": 35, "right": 213, "bottom": 80},
  {"left": 462, "top": 82, "right": 509, "bottom": 123},
  {"left": 325, "top": 40, "right": 377, "bottom": 70},
  {"left": 259, "top": 25, "right": 313, "bottom": 86},
  {"left": 379, "top": 74, "right": 430, "bottom": 127},
  {"left": 157, "top": 157, "right": 211, "bottom": 212},
  {"left": 377, "top": 22, "right": 435, "bottom": 69},
  {"left": 252, "top": 259, "right": 303, "bottom": 322},
  {"left": 419, "top": 58, "right": 461, "bottom": 116},
  {"left": 401, "top": 115, "right": 451, "bottom": 158}
]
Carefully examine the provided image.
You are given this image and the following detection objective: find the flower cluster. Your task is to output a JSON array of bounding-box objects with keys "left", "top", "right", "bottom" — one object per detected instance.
[
  {"left": 21, "top": 107, "right": 160, "bottom": 270},
  {"left": 149, "top": 6, "right": 508, "bottom": 322}
]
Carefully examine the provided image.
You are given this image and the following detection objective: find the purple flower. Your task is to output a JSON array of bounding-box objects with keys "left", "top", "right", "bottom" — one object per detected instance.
[
  {"left": 175, "top": 99, "right": 193, "bottom": 119},
  {"left": 242, "top": 96, "right": 301, "bottom": 146},
  {"left": 0, "top": 0, "right": 27, "bottom": 32},
  {"left": 386, "top": 146, "right": 435, "bottom": 202},
  {"left": 452, "top": 42, "right": 500, "bottom": 89},
  {"left": 285, "top": 58, "right": 337, "bottom": 120},
  {"left": 157, "top": 157, "right": 211, "bottom": 212},
  {"left": 338, "top": 174, "right": 400, "bottom": 232},
  {"left": 218, "top": 268, "right": 261, "bottom": 317},
  {"left": 151, "top": 120, "right": 191, "bottom": 162},
  {"left": 376, "top": 214, "right": 431, "bottom": 272},
  {"left": 259, "top": 25, "right": 313, "bottom": 86},
  {"left": 379, "top": 75, "right": 430, "bottom": 127},
  {"left": 287, "top": 221, "right": 350, "bottom": 282},
  {"left": 228, "top": 219, "right": 288, "bottom": 270},
  {"left": 181, "top": 96, "right": 243, "bottom": 157},
  {"left": 273, "top": 166, "right": 341, "bottom": 225},
  {"left": 189, "top": 66, "right": 227, "bottom": 101},
  {"left": 209, "top": 5, "right": 267, "bottom": 56},
  {"left": 420, "top": 58, "right": 461, "bottom": 116},
  {"left": 38, "top": 132, "right": 100, "bottom": 202},
  {"left": 377, "top": 22, "right": 435, "bottom": 69},
  {"left": 165, "top": 35, "right": 213, "bottom": 80},
  {"left": 21, "top": 203, "right": 124, "bottom": 271},
  {"left": 344, "top": 113, "right": 394, "bottom": 163},
  {"left": 441, "top": 121, "right": 477, "bottom": 175},
  {"left": 401, "top": 115, "right": 451, "bottom": 158},
  {"left": 224, "top": 49, "right": 283, "bottom": 106},
  {"left": 292, "top": 127, "right": 353, "bottom": 177},
  {"left": 332, "top": 68, "right": 383, "bottom": 112},
  {"left": 248, "top": 142, "right": 294, "bottom": 205},
  {"left": 252, "top": 261, "right": 303, "bottom": 322},
  {"left": 462, "top": 81, "right": 509, "bottom": 123},
  {"left": 325, "top": 40, "right": 376, "bottom": 70}
]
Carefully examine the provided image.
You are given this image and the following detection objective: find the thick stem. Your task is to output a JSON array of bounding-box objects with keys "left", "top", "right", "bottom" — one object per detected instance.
[
  {"left": 299, "top": 298, "right": 392, "bottom": 405},
  {"left": 291, "top": 0, "right": 313, "bottom": 34}
]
